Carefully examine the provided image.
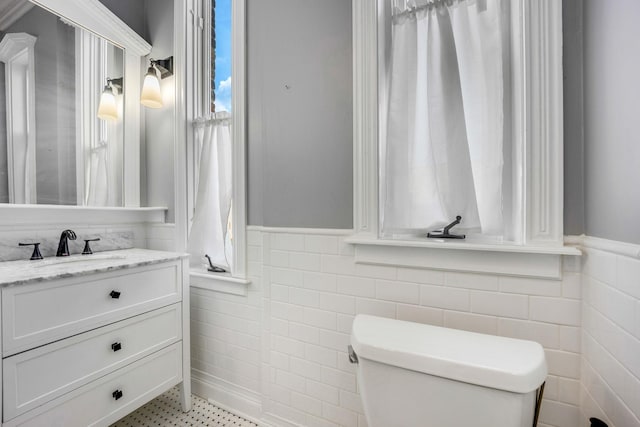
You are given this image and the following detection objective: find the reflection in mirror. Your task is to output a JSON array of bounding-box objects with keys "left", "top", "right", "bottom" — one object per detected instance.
[{"left": 0, "top": 0, "right": 124, "bottom": 206}]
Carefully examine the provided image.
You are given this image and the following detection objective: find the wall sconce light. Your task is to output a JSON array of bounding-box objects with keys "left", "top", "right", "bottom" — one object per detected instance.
[
  {"left": 141, "top": 56, "right": 173, "bottom": 109},
  {"left": 97, "top": 77, "right": 123, "bottom": 121}
]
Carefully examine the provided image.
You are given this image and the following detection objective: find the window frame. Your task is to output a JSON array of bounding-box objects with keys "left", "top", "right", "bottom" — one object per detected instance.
[
  {"left": 348, "top": 0, "right": 580, "bottom": 279},
  {"left": 176, "top": 0, "right": 248, "bottom": 290}
]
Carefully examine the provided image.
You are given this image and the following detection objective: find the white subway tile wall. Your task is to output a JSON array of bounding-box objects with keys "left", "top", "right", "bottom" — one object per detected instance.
[
  {"left": 580, "top": 247, "right": 640, "bottom": 427},
  {"left": 190, "top": 229, "right": 589, "bottom": 427}
]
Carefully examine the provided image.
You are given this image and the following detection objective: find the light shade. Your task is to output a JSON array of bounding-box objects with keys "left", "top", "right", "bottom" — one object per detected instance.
[
  {"left": 97, "top": 86, "right": 118, "bottom": 121},
  {"left": 141, "top": 67, "right": 163, "bottom": 108}
]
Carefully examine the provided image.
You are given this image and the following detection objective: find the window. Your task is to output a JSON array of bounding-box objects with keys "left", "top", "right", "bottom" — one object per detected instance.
[
  {"left": 211, "top": 0, "right": 231, "bottom": 113},
  {"left": 379, "top": 0, "right": 512, "bottom": 241},
  {"left": 184, "top": 0, "right": 247, "bottom": 284},
  {"left": 348, "top": 0, "right": 579, "bottom": 278}
]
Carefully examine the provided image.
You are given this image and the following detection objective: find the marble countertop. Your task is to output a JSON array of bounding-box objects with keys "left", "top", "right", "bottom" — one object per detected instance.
[{"left": 0, "top": 248, "right": 189, "bottom": 287}]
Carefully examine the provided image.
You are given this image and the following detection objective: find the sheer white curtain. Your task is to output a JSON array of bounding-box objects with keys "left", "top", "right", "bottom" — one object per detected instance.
[
  {"left": 85, "top": 142, "right": 109, "bottom": 206},
  {"left": 382, "top": 0, "right": 504, "bottom": 235},
  {"left": 187, "top": 113, "right": 233, "bottom": 270}
]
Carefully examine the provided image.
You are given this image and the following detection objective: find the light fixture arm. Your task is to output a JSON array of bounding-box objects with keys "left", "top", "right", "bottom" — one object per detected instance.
[
  {"left": 106, "top": 77, "right": 123, "bottom": 94},
  {"left": 149, "top": 57, "right": 174, "bottom": 79}
]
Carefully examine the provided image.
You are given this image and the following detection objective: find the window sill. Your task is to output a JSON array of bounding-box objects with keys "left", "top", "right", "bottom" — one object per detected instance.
[
  {"left": 345, "top": 234, "right": 581, "bottom": 279},
  {"left": 190, "top": 268, "right": 251, "bottom": 296}
]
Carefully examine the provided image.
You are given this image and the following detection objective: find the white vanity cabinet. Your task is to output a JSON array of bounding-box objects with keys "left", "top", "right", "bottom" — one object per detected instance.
[{"left": 0, "top": 249, "right": 191, "bottom": 427}]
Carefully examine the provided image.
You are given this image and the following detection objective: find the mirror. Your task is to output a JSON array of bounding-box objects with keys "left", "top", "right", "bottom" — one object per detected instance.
[{"left": 0, "top": 0, "right": 125, "bottom": 206}]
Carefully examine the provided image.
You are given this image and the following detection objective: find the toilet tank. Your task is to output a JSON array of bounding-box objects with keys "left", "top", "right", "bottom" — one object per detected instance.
[{"left": 350, "top": 315, "right": 548, "bottom": 427}]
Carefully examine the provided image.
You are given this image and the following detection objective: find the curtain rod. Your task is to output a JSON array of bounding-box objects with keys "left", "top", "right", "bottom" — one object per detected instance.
[
  {"left": 392, "top": 0, "right": 466, "bottom": 18},
  {"left": 90, "top": 141, "right": 108, "bottom": 153},
  {"left": 192, "top": 111, "right": 232, "bottom": 127}
]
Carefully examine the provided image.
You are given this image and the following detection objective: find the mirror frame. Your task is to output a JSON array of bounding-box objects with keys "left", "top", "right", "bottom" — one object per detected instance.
[
  {"left": 0, "top": 33, "right": 38, "bottom": 204},
  {"left": 23, "top": 0, "right": 151, "bottom": 207}
]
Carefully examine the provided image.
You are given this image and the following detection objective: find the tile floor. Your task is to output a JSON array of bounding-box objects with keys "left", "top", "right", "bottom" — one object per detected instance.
[{"left": 111, "top": 387, "right": 257, "bottom": 427}]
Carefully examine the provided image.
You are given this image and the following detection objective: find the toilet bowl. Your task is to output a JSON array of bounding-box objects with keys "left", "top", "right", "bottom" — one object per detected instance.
[{"left": 350, "top": 315, "right": 547, "bottom": 427}]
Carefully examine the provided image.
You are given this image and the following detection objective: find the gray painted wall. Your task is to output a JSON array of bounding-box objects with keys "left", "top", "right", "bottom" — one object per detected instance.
[
  {"left": 583, "top": 0, "right": 640, "bottom": 244},
  {"left": 143, "top": 0, "right": 175, "bottom": 222},
  {"left": 247, "top": 0, "right": 353, "bottom": 229},
  {"left": 98, "top": 0, "right": 147, "bottom": 41},
  {"left": 101, "top": 0, "right": 175, "bottom": 220},
  {"left": 562, "top": 0, "right": 585, "bottom": 236}
]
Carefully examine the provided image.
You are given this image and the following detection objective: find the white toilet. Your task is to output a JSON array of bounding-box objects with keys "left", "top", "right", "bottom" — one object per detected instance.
[{"left": 350, "top": 315, "right": 547, "bottom": 427}]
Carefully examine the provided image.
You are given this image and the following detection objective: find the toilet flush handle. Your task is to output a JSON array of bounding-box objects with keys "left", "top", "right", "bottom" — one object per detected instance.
[{"left": 348, "top": 345, "right": 358, "bottom": 364}]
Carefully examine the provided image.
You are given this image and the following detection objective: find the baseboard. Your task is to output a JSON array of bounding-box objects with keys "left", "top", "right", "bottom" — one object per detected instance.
[
  {"left": 259, "top": 411, "right": 304, "bottom": 427},
  {"left": 190, "top": 370, "right": 307, "bottom": 427},
  {"left": 191, "top": 369, "right": 264, "bottom": 424}
]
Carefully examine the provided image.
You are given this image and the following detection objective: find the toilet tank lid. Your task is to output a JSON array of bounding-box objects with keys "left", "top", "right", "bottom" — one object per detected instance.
[{"left": 351, "top": 315, "right": 547, "bottom": 394}]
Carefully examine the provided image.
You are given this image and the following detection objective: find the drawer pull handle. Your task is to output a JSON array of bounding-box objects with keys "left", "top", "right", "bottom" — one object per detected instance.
[
  {"left": 109, "top": 290, "right": 121, "bottom": 299},
  {"left": 111, "top": 342, "right": 122, "bottom": 352},
  {"left": 112, "top": 389, "right": 123, "bottom": 401}
]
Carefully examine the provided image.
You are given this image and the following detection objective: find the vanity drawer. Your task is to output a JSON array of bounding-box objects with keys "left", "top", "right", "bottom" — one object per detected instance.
[
  {"left": 2, "top": 261, "right": 181, "bottom": 356},
  {"left": 3, "top": 343, "right": 182, "bottom": 427},
  {"left": 3, "top": 304, "right": 182, "bottom": 421}
]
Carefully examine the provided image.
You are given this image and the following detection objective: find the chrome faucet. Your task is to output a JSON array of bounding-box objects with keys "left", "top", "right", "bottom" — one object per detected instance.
[{"left": 56, "top": 229, "right": 77, "bottom": 256}]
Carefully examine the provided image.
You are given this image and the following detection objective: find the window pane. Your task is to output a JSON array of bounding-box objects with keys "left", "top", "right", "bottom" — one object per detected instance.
[
  {"left": 379, "top": 0, "right": 512, "bottom": 240},
  {"left": 211, "top": 0, "right": 232, "bottom": 113}
]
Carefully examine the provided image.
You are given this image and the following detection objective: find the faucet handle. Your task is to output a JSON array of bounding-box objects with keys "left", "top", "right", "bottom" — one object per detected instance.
[
  {"left": 82, "top": 238, "right": 101, "bottom": 255},
  {"left": 18, "top": 242, "right": 43, "bottom": 260}
]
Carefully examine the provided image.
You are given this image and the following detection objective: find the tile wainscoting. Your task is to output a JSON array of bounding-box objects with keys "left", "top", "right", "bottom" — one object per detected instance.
[
  {"left": 190, "top": 227, "right": 591, "bottom": 427},
  {"left": 579, "top": 238, "right": 640, "bottom": 427}
]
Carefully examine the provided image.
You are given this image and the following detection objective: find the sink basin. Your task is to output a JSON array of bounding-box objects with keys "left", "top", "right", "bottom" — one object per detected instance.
[{"left": 33, "top": 254, "right": 127, "bottom": 268}]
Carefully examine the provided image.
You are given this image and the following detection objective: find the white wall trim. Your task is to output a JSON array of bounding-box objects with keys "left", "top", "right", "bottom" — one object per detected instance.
[
  {"left": 247, "top": 226, "right": 353, "bottom": 236},
  {"left": 191, "top": 369, "right": 263, "bottom": 423},
  {"left": 0, "top": 1, "right": 34, "bottom": 31},
  {"left": 0, "top": 205, "right": 167, "bottom": 226},
  {"left": 74, "top": 29, "right": 93, "bottom": 206},
  {"left": 260, "top": 412, "right": 299, "bottom": 427},
  {"left": 28, "top": 0, "right": 151, "bottom": 56},
  {"left": 206, "top": 398, "right": 269, "bottom": 427},
  {"left": 352, "top": 0, "right": 566, "bottom": 246},
  {"left": 565, "top": 234, "right": 640, "bottom": 259},
  {"left": 173, "top": 0, "right": 188, "bottom": 251},
  {"left": 347, "top": 234, "right": 581, "bottom": 256},
  {"left": 353, "top": 243, "right": 565, "bottom": 279},
  {"left": 0, "top": 32, "right": 37, "bottom": 204},
  {"left": 522, "top": 0, "right": 565, "bottom": 244},
  {"left": 231, "top": 0, "right": 248, "bottom": 278},
  {"left": 352, "top": 0, "right": 378, "bottom": 239},
  {"left": 190, "top": 271, "right": 250, "bottom": 296},
  {"left": 122, "top": 48, "right": 142, "bottom": 207}
]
